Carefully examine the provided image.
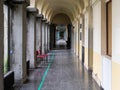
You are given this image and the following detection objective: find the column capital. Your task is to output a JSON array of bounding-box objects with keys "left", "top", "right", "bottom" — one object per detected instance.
[
  {"left": 45, "top": 22, "right": 49, "bottom": 24},
  {"left": 48, "top": 22, "right": 51, "bottom": 25},
  {"left": 4, "top": 0, "right": 30, "bottom": 6},
  {"left": 42, "top": 18, "right": 47, "bottom": 23},
  {"left": 36, "top": 14, "right": 43, "bottom": 19},
  {"left": 27, "top": 7, "right": 38, "bottom": 15},
  {"left": 45, "top": 22, "right": 51, "bottom": 26}
]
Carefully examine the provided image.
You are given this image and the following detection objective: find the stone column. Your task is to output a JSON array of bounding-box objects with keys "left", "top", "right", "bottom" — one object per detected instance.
[
  {"left": 41, "top": 19, "right": 46, "bottom": 54},
  {"left": 45, "top": 22, "right": 48, "bottom": 53},
  {"left": 74, "top": 28, "right": 76, "bottom": 53},
  {"left": 26, "top": 7, "right": 38, "bottom": 68},
  {"left": 50, "top": 24, "right": 56, "bottom": 50},
  {"left": 0, "top": 0, "right": 4, "bottom": 89},
  {"left": 10, "top": 0, "right": 30, "bottom": 83},
  {"left": 47, "top": 23, "right": 50, "bottom": 51},
  {"left": 36, "top": 14, "right": 43, "bottom": 51},
  {"left": 67, "top": 24, "right": 72, "bottom": 49},
  {"left": 44, "top": 22, "right": 47, "bottom": 53},
  {"left": 71, "top": 26, "right": 74, "bottom": 50}
]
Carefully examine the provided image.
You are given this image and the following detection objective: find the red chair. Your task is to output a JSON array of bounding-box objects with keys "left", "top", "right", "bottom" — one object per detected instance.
[
  {"left": 36, "top": 51, "right": 45, "bottom": 58},
  {"left": 36, "top": 50, "right": 51, "bottom": 68},
  {"left": 36, "top": 50, "right": 49, "bottom": 61},
  {"left": 36, "top": 50, "right": 48, "bottom": 57}
]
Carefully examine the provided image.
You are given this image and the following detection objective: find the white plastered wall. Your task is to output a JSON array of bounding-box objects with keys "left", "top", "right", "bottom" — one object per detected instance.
[{"left": 112, "top": 0, "right": 120, "bottom": 90}]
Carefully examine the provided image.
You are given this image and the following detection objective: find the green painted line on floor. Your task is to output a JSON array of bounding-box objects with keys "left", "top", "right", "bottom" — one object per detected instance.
[{"left": 38, "top": 53, "right": 55, "bottom": 90}]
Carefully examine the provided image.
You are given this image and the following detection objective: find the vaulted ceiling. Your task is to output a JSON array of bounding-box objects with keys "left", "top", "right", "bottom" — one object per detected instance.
[{"left": 30, "top": 0, "right": 89, "bottom": 23}]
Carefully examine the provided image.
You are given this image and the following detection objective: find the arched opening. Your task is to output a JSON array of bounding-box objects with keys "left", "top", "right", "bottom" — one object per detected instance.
[{"left": 50, "top": 13, "right": 72, "bottom": 50}]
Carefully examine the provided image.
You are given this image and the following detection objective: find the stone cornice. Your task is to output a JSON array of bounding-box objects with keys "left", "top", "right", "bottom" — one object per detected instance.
[
  {"left": 4, "top": 0, "right": 30, "bottom": 6},
  {"left": 42, "top": 18, "right": 47, "bottom": 22},
  {"left": 36, "top": 14, "right": 43, "bottom": 19},
  {"left": 27, "top": 7, "right": 39, "bottom": 15}
]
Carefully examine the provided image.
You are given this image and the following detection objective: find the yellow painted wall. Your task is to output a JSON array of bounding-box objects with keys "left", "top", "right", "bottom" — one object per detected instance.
[
  {"left": 93, "top": 51, "right": 102, "bottom": 85},
  {"left": 112, "top": 61, "right": 120, "bottom": 90},
  {"left": 88, "top": 48, "right": 93, "bottom": 70},
  {"left": 84, "top": 47, "right": 88, "bottom": 69},
  {"left": 75, "top": 22, "right": 79, "bottom": 56},
  {"left": 76, "top": 43, "right": 78, "bottom": 56},
  {"left": 79, "top": 44, "right": 82, "bottom": 61}
]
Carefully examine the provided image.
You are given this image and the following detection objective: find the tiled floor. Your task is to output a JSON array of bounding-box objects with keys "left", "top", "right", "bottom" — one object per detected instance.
[{"left": 14, "top": 50, "right": 101, "bottom": 90}]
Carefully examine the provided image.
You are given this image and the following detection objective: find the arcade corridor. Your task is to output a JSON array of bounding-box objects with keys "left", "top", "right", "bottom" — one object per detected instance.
[
  {"left": 0, "top": 0, "right": 120, "bottom": 90},
  {"left": 14, "top": 50, "right": 101, "bottom": 90}
]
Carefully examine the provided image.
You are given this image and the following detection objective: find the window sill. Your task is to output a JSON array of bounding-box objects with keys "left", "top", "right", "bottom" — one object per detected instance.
[{"left": 102, "top": 54, "right": 112, "bottom": 60}]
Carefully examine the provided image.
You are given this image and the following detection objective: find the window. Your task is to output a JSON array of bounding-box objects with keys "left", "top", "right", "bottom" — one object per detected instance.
[
  {"left": 106, "top": 0, "right": 112, "bottom": 56},
  {"left": 80, "top": 32, "right": 82, "bottom": 40}
]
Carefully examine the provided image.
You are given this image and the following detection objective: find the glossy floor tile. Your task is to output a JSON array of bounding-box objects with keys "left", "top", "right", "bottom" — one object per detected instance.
[{"left": 14, "top": 50, "right": 101, "bottom": 90}]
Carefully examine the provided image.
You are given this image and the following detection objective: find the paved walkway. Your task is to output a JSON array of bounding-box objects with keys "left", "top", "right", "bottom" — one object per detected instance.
[{"left": 14, "top": 50, "right": 101, "bottom": 90}]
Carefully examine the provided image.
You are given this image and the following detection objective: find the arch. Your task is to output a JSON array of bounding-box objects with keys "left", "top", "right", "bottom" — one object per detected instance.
[{"left": 51, "top": 13, "right": 71, "bottom": 25}]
